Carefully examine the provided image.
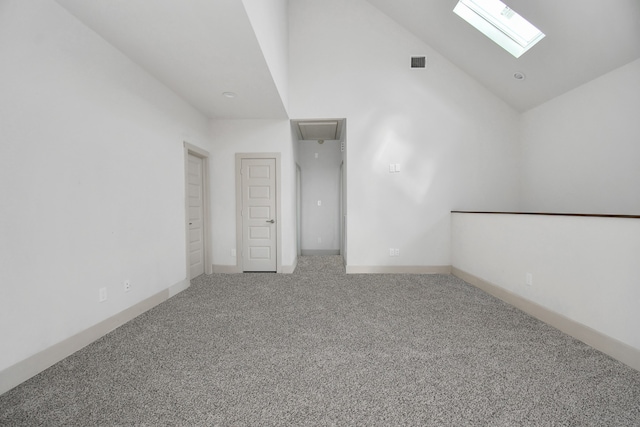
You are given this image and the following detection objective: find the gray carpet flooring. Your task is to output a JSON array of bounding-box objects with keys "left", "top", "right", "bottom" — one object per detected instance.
[{"left": 1, "top": 256, "right": 639, "bottom": 425}]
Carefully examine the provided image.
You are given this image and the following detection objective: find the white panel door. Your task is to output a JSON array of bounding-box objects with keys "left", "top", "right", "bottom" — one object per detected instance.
[
  {"left": 242, "top": 158, "right": 277, "bottom": 272},
  {"left": 188, "top": 154, "right": 205, "bottom": 278}
]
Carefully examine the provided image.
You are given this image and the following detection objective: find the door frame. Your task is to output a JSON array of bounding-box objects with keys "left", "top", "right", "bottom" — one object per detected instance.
[
  {"left": 235, "top": 153, "right": 282, "bottom": 273},
  {"left": 296, "top": 163, "right": 302, "bottom": 258},
  {"left": 184, "top": 142, "right": 212, "bottom": 279}
]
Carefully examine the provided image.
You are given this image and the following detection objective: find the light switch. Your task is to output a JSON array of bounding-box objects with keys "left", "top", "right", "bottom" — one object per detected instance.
[
  {"left": 395, "top": 163, "right": 401, "bottom": 172},
  {"left": 314, "top": 153, "right": 319, "bottom": 159}
]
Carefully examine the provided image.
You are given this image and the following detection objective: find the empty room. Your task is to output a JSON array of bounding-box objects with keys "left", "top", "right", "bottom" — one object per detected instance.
[{"left": 1, "top": 0, "right": 639, "bottom": 424}]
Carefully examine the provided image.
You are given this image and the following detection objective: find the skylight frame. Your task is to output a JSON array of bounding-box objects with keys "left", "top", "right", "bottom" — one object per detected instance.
[{"left": 453, "top": 0, "right": 545, "bottom": 58}]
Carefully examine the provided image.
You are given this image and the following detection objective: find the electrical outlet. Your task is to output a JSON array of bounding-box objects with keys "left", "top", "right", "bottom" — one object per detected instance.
[
  {"left": 395, "top": 163, "right": 401, "bottom": 172},
  {"left": 124, "top": 280, "right": 131, "bottom": 292},
  {"left": 394, "top": 248, "right": 400, "bottom": 256},
  {"left": 231, "top": 248, "right": 236, "bottom": 257},
  {"left": 318, "top": 237, "right": 322, "bottom": 244},
  {"left": 99, "top": 287, "right": 107, "bottom": 302},
  {"left": 525, "top": 273, "right": 533, "bottom": 286},
  {"left": 389, "top": 248, "right": 394, "bottom": 256},
  {"left": 389, "top": 164, "right": 396, "bottom": 173}
]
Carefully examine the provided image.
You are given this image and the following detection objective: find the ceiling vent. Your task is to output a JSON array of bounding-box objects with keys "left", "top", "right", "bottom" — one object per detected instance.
[{"left": 411, "top": 56, "right": 426, "bottom": 68}]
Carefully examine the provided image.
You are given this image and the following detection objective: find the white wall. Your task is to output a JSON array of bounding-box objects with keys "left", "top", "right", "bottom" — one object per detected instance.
[
  {"left": 298, "top": 140, "right": 342, "bottom": 252},
  {"left": 451, "top": 213, "right": 640, "bottom": 362},
  {"left": 241, "top": 0, "right": 289, "bottom": 113},
  {"left": 0, "top": 0, "right": 211, "bottom": 374},
  {"left": 520, "top": 59, "right": 640, "bottom": 215},
  {"left": 289, "top": 0, "right": 520, "bottom": 270},
  {"left": 209, "top": 119, "right": 297, "bottom": 271}
]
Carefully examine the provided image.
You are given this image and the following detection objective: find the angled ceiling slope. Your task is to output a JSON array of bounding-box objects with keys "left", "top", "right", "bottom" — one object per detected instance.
[
  {"left": 55, "top": 0, "right": 288, "bottom": 119},
  {"left": 366, "top": 0, "right": 640, "bottom": 111}
]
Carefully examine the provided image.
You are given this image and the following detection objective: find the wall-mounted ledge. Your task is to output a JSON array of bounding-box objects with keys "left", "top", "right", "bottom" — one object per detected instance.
[{"left": 452, "top": 211, "right": 640, "bottom": 219}]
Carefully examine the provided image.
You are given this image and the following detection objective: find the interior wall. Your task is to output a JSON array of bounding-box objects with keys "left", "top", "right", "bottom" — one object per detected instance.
[
  {"left": 0, "top": 0, "right": 210, "bottom": 373},
  {"left": 298, "top": 140, "right": 342, "bottom": 253},
  {"left": 289, "top": 0, "right": 520, "bottom": 269},
  {"left": 520, "top": 58, "right": 640, "bottom": 214},
  {"left": 241, "top": 0, "right": 289, "bottom": 113},
  {"left": 452, "top": 213, "right": 640, "bottom": 362},
  {"left": 209, "top": 119, "right": 297, "bottom": 271}
]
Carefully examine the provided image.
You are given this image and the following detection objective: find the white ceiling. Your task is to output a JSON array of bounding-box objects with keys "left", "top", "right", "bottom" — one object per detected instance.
[
  {"left": 55, "top": 0, "right": 288, "bottom": 119},
  {"left": 55, "top": 0, "right": 640, "bottom": 117},
  {"left": 366, "top": 0, "right": 640, "bottom": 111}
]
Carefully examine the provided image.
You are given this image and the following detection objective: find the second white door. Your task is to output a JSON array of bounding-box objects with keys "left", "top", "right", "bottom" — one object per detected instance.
[
  {"left": 241, "top": 158, "right": 277, "bottom": 272},
  {"left": 187, "top": 153, "right": 205, "bottom": 278}
]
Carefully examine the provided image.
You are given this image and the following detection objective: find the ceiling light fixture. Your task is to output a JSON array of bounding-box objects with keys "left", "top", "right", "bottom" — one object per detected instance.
[
  {"left": 222, "top": 92, "right": 237, "bottom": 98},
  {"left": 453, "top": 0, "right": 545, "bottom": 58}
]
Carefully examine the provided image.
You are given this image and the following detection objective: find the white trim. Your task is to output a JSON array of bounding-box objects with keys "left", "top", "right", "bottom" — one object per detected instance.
[
  {"left": 296, "top": 163, "right": 302, "bottom": 258},
  {"left": 212, "top": 265, "right": 242, "bottom": 274},
  {"left": 235, "top": 153, "right": 282, "bottom": 273},
  {"left": 0, "top": 279, "right": 189, "bottom": 396},
  {"left": 168, "top": 278, "right": 191, "bottom": 297},
  {"left": 346, "top": 265, "right": 452, "bottom": 274},
  {"left": 302, "top": 249, "right": 340, "bottom": 256},
  {"left": 184, "top": 142, "right": 212, "bottom": 278},
  {"left": 453, "top": 267, "right": 640, "bottom": 372},
  {"left": 281, "top": 257, "right": 297, "bottom": 274}
]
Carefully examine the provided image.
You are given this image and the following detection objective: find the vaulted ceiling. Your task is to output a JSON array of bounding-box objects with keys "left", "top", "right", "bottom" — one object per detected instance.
[
  {"left": 55, "top": 0, "right": 640, "bottom": 117},
  {"left": 365, "top": 0, "right": 640, "bottom": 111}
]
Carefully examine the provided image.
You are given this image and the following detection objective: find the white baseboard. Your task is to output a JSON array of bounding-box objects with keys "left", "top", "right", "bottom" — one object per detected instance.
[
  {"left": 169, "top": 278, "right": 190, "bottom": 297},
  {"left": 452, "top": 267, "right": 640, "bottom": 372},
  {"left": 301, "top": 250, "right": 340, "bottom": 256},
  {"left": 346, "top": 265, "right": 452, "bottom": 274},
  {"left": 0, "top": 280, "right": 183, "bottom": 396},
  {"left": 281, "top": 257, "right": 297, "bottom": 274},
  {"left": 212, "top": 264, "right": 241, "bottom": 274}
]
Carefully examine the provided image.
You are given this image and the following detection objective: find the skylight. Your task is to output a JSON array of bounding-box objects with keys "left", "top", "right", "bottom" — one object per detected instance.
[{"left": 453, "top": 0, "right": 545, "bottom": 58}]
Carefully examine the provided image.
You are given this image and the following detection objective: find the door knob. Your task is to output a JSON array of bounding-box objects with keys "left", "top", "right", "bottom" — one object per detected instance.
[{"left": 266, "top": 219, "right": 275, "bottom": 223}]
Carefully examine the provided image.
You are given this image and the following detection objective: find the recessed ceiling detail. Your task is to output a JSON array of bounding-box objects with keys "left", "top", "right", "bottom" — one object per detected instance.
[
  {"left": 298, "top": 121, "right": 339, "bottom": 140},
  {"left": 453, "top": 0, "right": 545, "bottom": 58}
]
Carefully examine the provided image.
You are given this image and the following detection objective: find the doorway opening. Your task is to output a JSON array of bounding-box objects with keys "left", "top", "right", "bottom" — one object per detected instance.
[{"left": 291, "top": 119, "right": 347, "bottom": 265}]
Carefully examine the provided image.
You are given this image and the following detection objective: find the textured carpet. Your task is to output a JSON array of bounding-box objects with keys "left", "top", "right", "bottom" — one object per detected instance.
[{"left": 1, "top": 256, "right": 639, "bottom": 425}]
